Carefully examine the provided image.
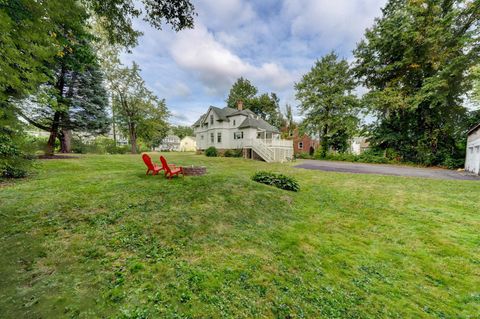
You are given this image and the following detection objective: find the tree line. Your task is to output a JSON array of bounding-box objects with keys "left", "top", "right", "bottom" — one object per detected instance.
[{"left": 0, "top": 0, "right": 196, "bottom": 177}]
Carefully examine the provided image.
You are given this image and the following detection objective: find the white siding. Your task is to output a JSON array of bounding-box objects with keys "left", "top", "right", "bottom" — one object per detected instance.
[{"left": 465, "top": 127, "right": 480, "bottom": 175}]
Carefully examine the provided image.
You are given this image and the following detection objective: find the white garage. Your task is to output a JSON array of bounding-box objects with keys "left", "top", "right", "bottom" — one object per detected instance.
[{"left": 465, "top": 123, "right": 480, "bottom": 175}]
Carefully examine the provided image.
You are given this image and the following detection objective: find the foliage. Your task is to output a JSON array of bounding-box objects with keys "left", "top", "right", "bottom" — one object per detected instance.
[
  {"left": 354, "top": 0, "right": 480, "bottom": 166},
  {"left": 296, "top": 52, "right": 359, "bottom": 156},
  {"left": 252, "top": 171, "right": 300, "bottom": 192},
  {"left": 226, "top": 77, "right": 258, "bottom": 109},
  {"left": 205, "top": 146, "right": 218, "bottom": 157},
  {"left": 223, "top": 149, "right": 243, "bottom": 157},
  {"left": 284, "top": 103, "right": 296, "bottom": 136},
  {"left": 86, "top": 0, "right": 196, "bottom": 48},
  {"left": 296, "top": 152, "right": 313, "bottom": 159},
  {"left": 171, "top": 125, "right": 194, "bottom": 139},
  {"left": 0, "top": 106, "right": 30, "bottom": 178},
  {"left": 1, "top": 154, "right": 479, "bottom": 317},
  {"left": 71, "top": 137, "right": 129, "bottom": 154},
  {"left": 109, "top": 62, "right": 170, "bottom": 154},
  {"left": 136, "top": 99, "right": 170, "bottom": 149},
  {"left": 226, "top": 78, "right": 285, "bottom": 128}
]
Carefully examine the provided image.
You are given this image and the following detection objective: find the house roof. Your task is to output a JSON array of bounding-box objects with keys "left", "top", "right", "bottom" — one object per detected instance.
[
  {"left": 468, "top": 122, "right": 480, "bottom": 135},
  {"left": 226, "top": 109, "right": 256, "bottom": 117},
  {"left": 193, "top": 106, "right": 279, "bottom": 133},
  {"left": 238, "top": 116, "right": 279, "bottom": 133}
]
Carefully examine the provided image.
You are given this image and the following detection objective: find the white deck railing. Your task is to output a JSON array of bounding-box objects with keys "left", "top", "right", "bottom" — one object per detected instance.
[{"left": 237, "top": 138, "right": 293, "bottom": 162}]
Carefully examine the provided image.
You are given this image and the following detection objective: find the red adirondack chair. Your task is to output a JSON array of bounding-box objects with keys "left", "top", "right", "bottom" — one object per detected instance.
[
  {"left": 142, "top": 154, "right": 162, "bottom": 176},
  {"left": 160, "top": 156, "right": 184, "bottom": 179}
]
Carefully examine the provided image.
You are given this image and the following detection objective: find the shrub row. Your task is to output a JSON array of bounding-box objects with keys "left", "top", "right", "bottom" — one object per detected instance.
[
  {"left": 71, "top": 137, "right": 132, "bottom": 154},
  {"left": 252, "top": 171, "right": 300, "bottom": 192},
  {"left": 204, "top": 147, "right": 242, "bottom": 158}
]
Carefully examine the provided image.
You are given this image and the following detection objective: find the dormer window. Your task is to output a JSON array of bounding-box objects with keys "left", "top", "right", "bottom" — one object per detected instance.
[
  {"left": 210, "top": 115, "right": 214, "bottom": 125},
  {"left": 233, "top": 120, "right": 236, "bottom": 126}
]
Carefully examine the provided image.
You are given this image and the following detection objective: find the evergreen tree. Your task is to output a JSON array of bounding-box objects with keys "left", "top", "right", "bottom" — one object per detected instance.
[
  {"left": 226, "top": 78, "right": 284, "bottom": 128},
  {"left": 226, "top": 77, "right": 258, "bottom": 109}
]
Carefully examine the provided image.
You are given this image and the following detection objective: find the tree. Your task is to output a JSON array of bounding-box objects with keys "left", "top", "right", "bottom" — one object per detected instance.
[
  {"left": 295, "top": 52, "right": 359, "bottom": 155},
  {"left": 226, "top": 78, "right": 284, "bottom": 128},
  {"left": 137, "top": 99, "right": 170, "bottom": 149},
  {"left": 354, "top": 0, "right": 480, "bottom": 165},
  {"left": 226, "top": 77, "right": 258, "bottom": 109},
  {"left": 111, "top": 62, "right": 169, "bottom": 153},
  {"left": 17, "top": 3, "right": 110, "bottom": 155},
  {"left": 85, "top": 0, "right": 196, "bottom": 48},
  {"left": 284, "top": 104, "right": 296, "bottom": 136},
  {"left": 171, "top": 125, "right": 194, "bottom": 139}
]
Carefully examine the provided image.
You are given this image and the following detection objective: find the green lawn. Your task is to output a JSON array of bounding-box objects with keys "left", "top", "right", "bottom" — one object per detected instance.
[{"left": 1, "top": 153, "right": 479, "bottom": 318}]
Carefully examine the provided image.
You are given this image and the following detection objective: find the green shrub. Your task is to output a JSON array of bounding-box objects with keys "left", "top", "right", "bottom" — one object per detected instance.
[
  {"left": 0, "top": 108, "right": 32, "bottom": 178},
  {"left": 252, "top": 171, "right": 300, "bottom": 192},
  {"left": 296, "top": 152, "right": 313, "bottom": 159},
  {"left": 205, "top": 146, "right": 218, "bottom": 157},
  {"left": 224, "top": 149, "right": 242, "bottom": 157},
  {"left": 314, "top": 149, "right": 391, "bottom": 165},
  {"left": 71, "top": 137, "right": 131, "bottom": 154}
]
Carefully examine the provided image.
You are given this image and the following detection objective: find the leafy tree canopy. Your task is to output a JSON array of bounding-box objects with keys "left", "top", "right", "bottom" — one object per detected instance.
[
  {"left": 296, "top": 52, "right": 359, "bottom": 154},
  {"left": 171, "top": 125, "right": 194, "bottom": 139},
  {"left": 354, "top": 0, "right": 480, "bottom": 165},
  {"left": 226, "top": 78, "right": 284, "bottom": 128}
]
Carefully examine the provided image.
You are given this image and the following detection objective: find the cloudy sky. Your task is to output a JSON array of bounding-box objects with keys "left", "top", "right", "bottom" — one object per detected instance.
[{"left": 121, "top": 0, "right": 387, "bottom": 125}]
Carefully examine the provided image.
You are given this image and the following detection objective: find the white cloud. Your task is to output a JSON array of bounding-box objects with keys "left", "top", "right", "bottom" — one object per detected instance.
[
  {"left": 195, "top": 0, "right": 256, "bottom": 29},
  {"left": 169, "top": 24, "right": 294, "bottom": 95},
  {"left": 282, "top": 0, "right": 386, "bottom": 49}
]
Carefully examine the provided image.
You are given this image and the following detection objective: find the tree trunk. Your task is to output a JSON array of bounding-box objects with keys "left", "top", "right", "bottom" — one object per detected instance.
[
  {"left": 59, "top": 129, "right": 72, "bottom": 153},
  {"left": 46, "top": 111, "right": 61, "bottom": 156},
  {"left": 112, "top": 106, "right": 117, "bottom": 145},
  {"left": 46, "top": 64, "right": 66, "bottom": 156},
  {"left": 129, "top": 123, "right": 137, "bottom": 154}
]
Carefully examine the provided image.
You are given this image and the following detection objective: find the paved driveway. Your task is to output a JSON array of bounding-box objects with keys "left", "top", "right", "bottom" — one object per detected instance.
[{"left": 294, "top": 160, "right": 480, "bottom": 180}]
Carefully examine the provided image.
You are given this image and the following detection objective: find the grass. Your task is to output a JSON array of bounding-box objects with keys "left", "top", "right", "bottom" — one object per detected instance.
[{"left": 0, "top": 153, "right": 479, "bottom": 318}]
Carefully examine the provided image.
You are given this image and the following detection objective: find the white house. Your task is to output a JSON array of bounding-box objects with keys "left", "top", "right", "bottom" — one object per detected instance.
[
  {"left": 465, "top": 123, "right": 480, "bottom": 175},
  {"left": 350, "top": 137, "right": 370, "bottom": 155},
  {"left": 193, "top": 101, "right": 293, "bottom": 162},
  {"left": 179, "top": 136, "right": 196, "bottom": 152},
  {"left": 158, "top": 135, "right": 181, "bottom": 151}
]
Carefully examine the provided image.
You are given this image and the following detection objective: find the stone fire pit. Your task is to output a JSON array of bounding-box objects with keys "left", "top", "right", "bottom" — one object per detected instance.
[{"left": 182, "top": 165, "right": 207, "bottom": 176}]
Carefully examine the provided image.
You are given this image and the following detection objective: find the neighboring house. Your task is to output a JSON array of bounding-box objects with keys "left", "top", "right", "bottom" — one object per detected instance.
[
  {"left": 159, "top": 135, "right": 181, "bottom": 151},
  {"left": 465, "top": 123, "right": 480, "bottom": 175},
  {"left": 193, "top": 101, "right": 293, "bottom": 162},
  {"left": 350, "top": 137, "right": 370, "bottom": 155},
  {"left": 285, "top": 128, "right": 319, "bottom": 156},
  {"left": 179, "top": 136, "right": 196, "bottom": 152}
]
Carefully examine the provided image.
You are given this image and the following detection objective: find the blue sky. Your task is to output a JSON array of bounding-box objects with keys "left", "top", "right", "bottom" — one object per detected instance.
[{"left": 121, "top": 0, "right": 387, "bottom": 125}]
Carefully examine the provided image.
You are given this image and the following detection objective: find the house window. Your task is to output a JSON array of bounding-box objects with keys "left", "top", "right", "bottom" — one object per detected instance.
[
  {"left": 201, "top": 135, "right": 204, "bottom": 140},
  {"left": 210, "top": 133, "right": 214, "bottom": 143},
  {"left": 298, "top": 142, "right": 303, "bottom": 149},
  {"left": 217, "top": 132, "right": 222, "bottom": 143},
  {"left": 233, "top": 120, "right": 236, "bottom": 126},
  {"left": 234, "top": 131, "right": 243, "bottom": 139},
  {"left": 210, "top": 115, "right": 214, "bottom": 125}
]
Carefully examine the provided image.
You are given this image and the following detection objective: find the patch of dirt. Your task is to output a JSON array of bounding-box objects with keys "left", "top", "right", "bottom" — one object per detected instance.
[{"left": 37, "top": 155, "right": 80, "bottom": 160}]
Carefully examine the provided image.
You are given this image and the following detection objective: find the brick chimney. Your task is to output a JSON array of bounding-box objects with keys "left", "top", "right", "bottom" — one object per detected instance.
[{"left": 237, "top": 100, "right": 243, "bottom": 111}]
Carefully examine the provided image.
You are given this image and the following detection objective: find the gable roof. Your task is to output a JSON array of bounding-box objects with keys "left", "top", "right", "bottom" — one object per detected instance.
[
  {"left": 238, "top": 116, "right": 279, "bottom": 133},
  {"left": 210, "top": 106, "right": 236, "bottom": 121},
  {"left": 193, "top": 105, "right": 279, "bottom": 133}
]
